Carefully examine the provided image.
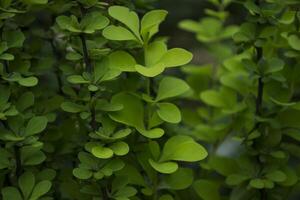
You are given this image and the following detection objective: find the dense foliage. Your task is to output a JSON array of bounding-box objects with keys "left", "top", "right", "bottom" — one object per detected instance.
[
  {"left": 1, "top": 0, "right": 300, "bottom": 200},
  {"left": 180, "top": 0, "right": 300, "bottom": 199}
]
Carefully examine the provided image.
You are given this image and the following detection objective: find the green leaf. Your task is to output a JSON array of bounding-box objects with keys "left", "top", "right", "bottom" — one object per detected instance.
[
  {"left": 156, "top": 77, "right": 190, "bottom": 101},
  {"left": 108, "top": 6, "right": 141, "bottom": 41},
  {"left": 80, "top": 12, "right": 109, "bottom": 33},
  {"left": 135, "top": 63, "right": 165, "bottom": 77},
  {"left": 73, "top": 168, "right": 93, "bottom": 180},
  {"left": 160, "top": 48, "right": 193, "bottom": 68},
  {"left": 288, "top": 34, "right": 300, "bottom": 51},
  {"left": 30, "top": 180, "right": 52, "bottom": 200},
  {"left": 144, "top": 41, "right": 167, "bottom": 66},
  {"left": 208, "top": 156, "right": 238, "bottom": 176},
  {"left": 149, "top": 159, "right": 178, "bottom": 174},
  {"left": 56, "top": 15, "right": 81, "bottom": 33},
  {"left": 264, "top": 58, "right": 284, "bottom": 74},
  {"left": 108, "top": 51, "right": 136, "bottom": 72},
  {"left": 156, "top": 103, "right": 181, "bottom": 123},
  {"left": 280, "top": 167, "right": 298, "bottom": 186},
  {"left": 138, "top": 128, "right": 165, "bottom": 139},
  {"left": 92, "top": 146, "right": 113, "bottom": 159},
  {"left": 249, "top": 179, "right": 264, "bottom": 189},
  {"left": 160, "top": 135, "right": 207, "bottom": 162},
  {"left": 109, "top": 93, "right": 144, "bottom": 130},
  {"left": 103, "top": 25, "right": 137, "bottom": 41},
  {"left": 61, "top": 102, "right": 86, "bottom": 113},
  {"left": 114, "top": 186, "right": 137, "bottom": 198},
  {"left": 141, "top": 10, "right": 168, "bottom": 42},
  {"left": 23, "top": 0, "right": 48, "bottom": 4},
  {"left": 18, "top": 77, "right": 38, "bottom": 87},
  {"left": 66, "top": 51, "right": 82, "bottom": 60},
  {"left": 200, "top": 90, "right": 224, "bottom": 107},
  {"left": 193, "top": 180, "right": 220, "bottom": 200},
  {"left": 67, "top": 75, "right": 90, "bottom": 84},
  {"left": 95, "top": 99, "right": 123, "bottom": 112},
  {"left": 1, "top": 187, "right": 22, "bottom": 200},
  {"left": 25, "top": 116, "right": 48, "bottom": 136},
  {"left": 226, "top": 174, "right": 250, "bottom": 186},
  {"left": 16, "top": 92, "right": 34, "bottom": 112},
  {"left": 110, "top": 141, "right": 129, "bottom": 156},
  {"left": 159, "top": 195, "right": 174, "bottom": 200},
  {"left": 0, "top": 53, "right": 14, "bottom": 60},
  {"left": 19, "top": 172, "right": 35, "bottom": 200},
  {"left": 3, "top": 30, "right": 25, "bottom": 48},
  {"left": 21, "top": 146, "right": 46, "bottom": 166},
  {"left": 164, "top": 168, "right": 193, "bottom": 190},
  {"left": 266, "top": 170, "right": 287, "bottom": 182}
]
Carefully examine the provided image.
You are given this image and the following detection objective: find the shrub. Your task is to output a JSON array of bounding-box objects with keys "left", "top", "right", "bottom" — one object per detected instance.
[
  {"left": 0, "top": 1, "right": 207, "bottom": 199},
  {"left": 1, "top": 0, "right": 300, "bottom": 200},
  {"left": 180, "top": 0, "right": 300, "bottom": 199}
]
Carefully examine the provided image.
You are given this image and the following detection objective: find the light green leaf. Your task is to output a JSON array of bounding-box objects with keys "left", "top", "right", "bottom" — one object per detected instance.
[
  {"left": 157, "top": 103, "right": 181, "bottom": 123},
  {"left": 141, "top": 10, "right": 168, "bottom": 42},
  {"left": 179, "top": 20, "right": 202, "bottom": 33},
  {"left": 200, "top": 90, "right": 224, "bottom": 107},
  {"left": 138, "top": 128, "right": 165, "bottom": 139},
  {"left": 160, "top": 48, "right": 193, "bottom": 68},
  {"left": 103, "top": 25, "right": 137, "bottom": 41},
  {"left": 25, "top": 116, "right": 48, "bottom": 136},
  {"left": 66, "top": 51, "right": 82, "bottom": 60},
  {"left": 149, "top": 159, "right": 178, "bottom": 174},
  {"left": 144, "top": 41, "right": 167, "bottom": 66},
  {"left": 108, "top": 51, "right": 136, "bottom": 72},
  {"left": 19, "top": 172, "right": 35, "bottom": 199},
  {"left": 92, "top": 146, "right": 114, "bottom": 159},
  {"left": 30, "top": 180, "right": 52, "bottom": 200},
  {"left": 73, "top": 168, "right": 93, "bottom": 180},
  {"left": 109, "top": 93, "right": 144, "bottom": 130},
  {"left": 56, "top": 15, "right": 81, "bottom": 33},
  {"left": 288, "top": 34, "right": 300, "bottom": 51},
  {"left": 108, "top": 6, "right": 141, "bottom": 41},
  {"left": 135, "top": 63, "right": 165, "bottom": 77},
  {"left": 110, "top": 141, "right": 129, "bottom": 156},
  {"left": 160, "top": 135, "right": 207, "bottom": 162},
  {"left": 18, "top": 77, "right": 38, "bottom": 87},
  {"left": 0, "top": 53, "right": 14, "bottom": 60},
  {"left": 67, "top": 75, "right": 90, "bottom": 84},
  {"left": 156, "top": 77, "right": 190, "bottom": 101},
  {"left": 80, "top": 12, "right": 109, "bottom": 33},
  {"left": 249, "top": 179, "right": 264, "bottom": 189}
]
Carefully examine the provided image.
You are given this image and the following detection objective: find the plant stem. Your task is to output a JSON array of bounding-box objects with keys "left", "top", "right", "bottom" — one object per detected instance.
[
  {"left": 254, "top": 46, "right": 267, "bottom": 200},
  {"left": 49, "top": 39, "right": 64, "bottom": 95},
  {"left": 255, "top": 47, "right": 263, "bottom": 116},
  {"left": 14, "top": 145, "right": 22, "bottom": 177},
  {"left": 80, "top": 34, "right": 92, "bottom": 73},
  {"left": 152, "top": 173, "right": 158, "bottom": 200},
  {"left": 101, "top": 187, "right": 108, "bottom": 200}
]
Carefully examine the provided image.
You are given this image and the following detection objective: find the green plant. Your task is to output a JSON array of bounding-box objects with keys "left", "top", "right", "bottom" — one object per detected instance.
[
  {"left": 180, "top": 0, "right": 300, "bottom": 199},
  {"left": 0, "top": 1, "right": 207, "bottom": 200}
]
